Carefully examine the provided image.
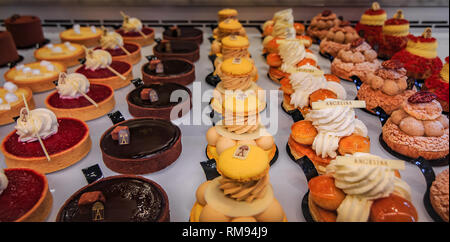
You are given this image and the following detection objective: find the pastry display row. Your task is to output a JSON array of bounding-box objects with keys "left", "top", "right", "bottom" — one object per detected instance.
[{"left": 0, "top": 4, "right": 448, "bottom": 223}]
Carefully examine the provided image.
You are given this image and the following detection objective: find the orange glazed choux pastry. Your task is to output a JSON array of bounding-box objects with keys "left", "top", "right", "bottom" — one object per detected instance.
[
  {"left": 308, "top": 175, "right": 345, "bottom": 211},
  {"left": 290, "top": 120, "right": 317, "bottom": 145}
]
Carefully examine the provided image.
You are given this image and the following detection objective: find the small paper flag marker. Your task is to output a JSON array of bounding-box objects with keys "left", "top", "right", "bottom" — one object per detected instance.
[
  {"left": 120, "top": 11, "right": 148, "bottom": 39},
  {"left": 101, "top": 26, "right": 131, "bottom": 56},
  {"left": 21, "top": 94, "right": 51, "bottom": 161},
  {"left": 84, "top": 46, "right": 126, "bottom": 80}
]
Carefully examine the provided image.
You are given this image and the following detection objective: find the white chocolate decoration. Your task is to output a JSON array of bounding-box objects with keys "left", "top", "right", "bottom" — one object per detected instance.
[
  {"left": 0, "top": 169, "right": 8, "bottom": 196},
  {"left": 3, "top": 82, "right": 18, "bottom": 93},
  {"left": 73, "top": 24, "right": 81, "bottom": 34},
  {"left": 15, "top": 108, "right": 59, "bottom": 143},
  {"left": 101, "top": 31, "right": 124, "bottom": 50},
  {"left": 52, "top": 47, "right": 63, "bottom": 53},
  {"left": 4, "top": 93, "right": 18, "bottom": 103},
  {"left": 32, "top": 69, "right": 41, "bottom": 75},
  {"left": 16, "top": 64, "right": 25, "bottom": 70},
  {"left": 85, "top": 49, "right": 112, "bottom": 71},
  {"left": 90, "top": 26, "right": 97, "bottom": 33},
  {"left": 122, "top": 17, "right": 143, "bottom": 32},
  {"left": 57, "top": 72, "right": 90, "bottom": 99}
]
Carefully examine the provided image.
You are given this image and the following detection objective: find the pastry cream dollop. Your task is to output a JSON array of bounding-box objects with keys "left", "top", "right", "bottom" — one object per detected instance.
[
  {"left": 289, "top": 65, "right": 346, "bottom": 109},
  {"left": 122, "top": 17, "right": 143, "bottom": 32},
  {"left": 15, "top": 108, "right": 59, "bottom": 143},
  {"left": 57, "top": 73, "right": 90, "bottom": 99},
  {"left": 85, "top": 49, "right": 112, "bottom": 71},
  {"left": 101, "top": 31, "right": 124, "bottom": 49},
  {"left": 0, "top": 169, "right": 8, "bottom": 196}
]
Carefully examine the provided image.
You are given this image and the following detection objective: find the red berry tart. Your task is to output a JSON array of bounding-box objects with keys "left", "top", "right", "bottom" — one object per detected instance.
[
  {"left": 116, "top": 12, "right": 154, "bottom": 47},
  {"left": 378, "top": 10, "right": 410, "bottom": 59},
  {"left": 423, "top": 57, "right": 449, "bottom": 113},
  {"left": 95, "top": 29, "right": 141, "bottom": 65}
]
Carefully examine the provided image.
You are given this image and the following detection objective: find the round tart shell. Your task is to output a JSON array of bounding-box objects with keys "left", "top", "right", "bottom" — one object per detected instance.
[
  {"left": 127, "top": 85, "right": 192, "bottom": 120},
  {"left": 75, "top": 61, "right": 133, "bottom": 90},
  {"left": 107, "top": 42, "right": 142, "bottom": 65},
  {"left": 55, "top": 175, "right": 170, "bottom": 222},
  {"left": 141, "top": 58, "right": 195, "bottom": 86},
  {"left": 4, "top": 168, "right": 53, "bottom": 222},
  {"left": 100, "top": 118, "right": 182, "bottom": 175},
  {"left": 0, "top": 87, "right": 35, "bottom": 126},
  {"left": 153, "top": 40, "right": 200, "bottom": 62},
  {"left": 34, "top": 47, "right": 85, "bottom": 68},
  {"left": 1, "top": 118, "right": 92, "bottom": 174},
  {"left": 4, "top": 62, "right": 67, "bottom": 93},
  {"left": 60, "top": 33, "right": 101, "bottom": 48},
  {"left": 163, "top": 28, "right": 203, "bottom": 45},
  {"left": 45, "top": 84, "right": 115, "bottom": 121}
]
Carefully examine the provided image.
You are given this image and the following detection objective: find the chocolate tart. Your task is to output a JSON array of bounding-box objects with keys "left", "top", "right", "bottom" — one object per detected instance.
[
  {"left": 95, "top": 42, "right": 142, "bottom": 65},
  {"left": 116, "top": 27, "right": 155, "bottom": 47},
  {"left": 141, "top": 58, "right": 195, "bottom": 86},
  {"left": 75, "top": 61, "right": 133, "bottom": 90},
  {"left": 163, "top": 27, "right": 203, "bottom": 45},
  {"left": 1, "top": 117, "right": 92, "bottom": 174},
  {"left": 60, "top": 26, "right": 102, "bottom": 48},
  {"left": 100, "top": 118, "right": 182, "bottom": 174},
  {"left": 0, "top": 168, "right": 53, "bottom": 222},
  {"left": 0, "top": 87, "right": 35, "bottom": 126},
  {"left": 34, "top": 43, "right": 85, "bottom": 68},
  {"left": 4, "top": 15, "right": 45, "bottom": 49},
  {"left": 56, "top": 175, "right": 169, "bottom": 222},
  {"left": 153, "top": 40, "right": 200, "bottom": 62},
  {"left": 45, "top": 84, "right": 116, "bottom": 121},
  {"left": 0, "top": 30, "right": 22, "bottom": 67},
  {"left": 127, "top": 83, "right": 192, "bottom": 120},
  {"left": 4, "top": 61, "right": 66, "bottom": 93}
]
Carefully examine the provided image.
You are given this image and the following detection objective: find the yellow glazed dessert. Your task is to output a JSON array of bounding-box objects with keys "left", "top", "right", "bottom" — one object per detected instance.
[
  {"left": 34, "top": 42, "right": 85, "bottom": 68},
  {"left": 59, "top": 25, "right": 102, "bottom": 47},
  {"left": 213, "top": 18, "right": 246, "bottom": 41},
  {"left": 211, "top": 35, "right": 250, "bottom": 67},
  {"left": 191, "top": 144, "right": 287, "bottom": 222},
  {"left": 218, "top": 8, "right": 238, "bottom": 22},
  {"left": 4, "top": 61, "right": 66, "bottom": 93}
]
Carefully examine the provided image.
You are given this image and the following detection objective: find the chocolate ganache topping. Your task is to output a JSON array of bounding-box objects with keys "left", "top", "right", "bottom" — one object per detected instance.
[{"left": 127, "top": 83, "right": 191, "bottom": 108}]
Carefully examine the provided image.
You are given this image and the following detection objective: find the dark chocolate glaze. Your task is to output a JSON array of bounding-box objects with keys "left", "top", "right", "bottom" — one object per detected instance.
[
  {"left": 163, "top": 27, "right": 202, "bottom": 38},
  {"left": 58, "top": 177, "right": 165, "bottom": 222},
  {"left": 143, "top": 59, "right": 193, "bottom": 77},
  {"left": 128, "top": 83, "right": 191, "bottom": 108},
  {"left": 100, "top": 119, "right": 180, "bottom": 159},
  {"left": 154, "top": 40, "right": 198, "bottom": 54}
]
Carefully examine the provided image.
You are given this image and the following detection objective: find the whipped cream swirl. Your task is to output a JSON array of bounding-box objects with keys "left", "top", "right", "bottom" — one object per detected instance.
[
  {"left": 0, "top": 169, "right": 8, "bottom": 196},
  {"left": 85, "top": 49, "right": 112, "bottom": 71},
  {"left": 122, "top": 17, "right": 143, "bottom": 32},
  {"left": 279, "top": 39, "right": 306, "bottom": 72},
  {"left": 57, "top": 73, "right": 90, "bottom": 99},
  {"left": 101, "top": 31, "right": 124, "bottom": 49},
  {"left": 15, "top": 108, "right": 59, "bottom": 143}
]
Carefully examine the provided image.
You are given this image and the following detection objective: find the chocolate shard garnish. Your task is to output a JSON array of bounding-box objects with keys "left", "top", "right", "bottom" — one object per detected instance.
[
  {"left": 162, "top": 40, "right": 172, "bottom": 52},
  {"left": 170, "top": 25, "right": 181, "bottom": 37},
  {"left": 107, "top": 111, "right": 125, "bottom": 124},
  {"left": 149, "top": 59, "right": 161, "bottom": 71},
  {"left": 111, "top": 125, "right": 129, "bottom": 140},
  {"left": 81, "top": 164, "right": 103, "bottom": 184},
  {"left": 131, "top": 78, "right": 144, "bottom": 88}
]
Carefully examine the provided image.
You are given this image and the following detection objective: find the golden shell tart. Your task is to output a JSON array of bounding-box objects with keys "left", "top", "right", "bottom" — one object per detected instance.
[
  {"left": 60, "top": 26, "right": 102, "bottom": 47},
  {"left": 34, "top": 42, "right": 85, "bottom": 68},
  {"left": 0, "top": 86, "right": 35, "bottom": 126},
  {"left": 4, "top": 61, "right": 66, "bottom": 93}
]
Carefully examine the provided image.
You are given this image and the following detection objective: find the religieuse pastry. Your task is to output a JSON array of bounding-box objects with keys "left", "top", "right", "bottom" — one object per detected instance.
[
  {"left": 382, "top": 91, "right": 449, "bottom": 161},
  {"left": 355, "top": 2, "right": 387, "bottom": 49},
  {"left": 4, "top": 14, "right": 46, "bottom": 48},
  {"left": 1, "top": 107, "right": 92, "bottom": 174},
  {"left": 267, "top": 38, "right": 317, "bottom": 84},
  {"left": 430, "top": 168, "right": 449, "bottom": 222},
  {"left": 288, "top": 99, "right": 369, "bottom": 174},
  {"left": 211, "top": 35, "right": 250, "bottom": 67},
  {"left": 75, "top": 48, "right": 132, "bottom": 90},
  {"left": 331, "top": 38, "right": 381, "bottom": 82},
  {"left": 0, "top": 168, "right": 53, "bottom": 222},
  {"left": 163, "top": 25, "right": 204, "bottom": 45},
  {"left": 210, "top": 57, "right": 264, "bottom": 113},
  {"left": 378, "top": 10, "right": 410, "bottom": 60},
  {"left": 127, "top": 82, "right": 192, "bottom": 120},
  {"left": 319, "top": 21, "right": 360, "bottom": 58},
  {"left": 141, "top": 56, "right": 195, "bottom": 86},
  {"left": 34, "top": 42, "right": 85, "bottom": 68},
  {"left": 60, "top": 24, "right": 102, "bottom": 47},
  {"left": 116, "top": 12, "right": 155, "bottom": 47},
  {"left": 307, "top": 153, "right": 418, "bottom": 222},
  {"left": 357, "top": 59, "right": 416, "bottom": 115},
  {"left": 56, "top": 175, "right": 170, "bottom": 222},
  {"left": 391, "top": 28, "right": 443, "bottom": 80},
  {"left": 0, "top": 82, "right": 34, "bottom": 126},
  {"left": 423, "top": 57, "right": 449, "bottom": 113},
  {"left": 153, "top": 39, "right": 200, "bottom": 62},
  {"left": 0, "top": 30, "right": 22, "bottom": 67},
  {"left": 95, "top": 28, "right": 142, "bottom": 65},
  {"left": 99, "top": 118, "right": 182, "bottom": 174},
  {"left": 262, "top": 9, "right": 305, "bottom": 38},
  {"left": 306, "top": 10, "right": 341, "bottom": 43},
  {"left": 45, "top": 72, "right": 115, "bottom": 121},
  {"left": 4, "top": 60, "right": 66, "bottom": 93},
  {"left": 190, "top": 144, "right": 287, "bottom": 222},
  {"left": 206, "top": 92, "right": 276, "bottom": 162},
  {"left": 280, "top": 65, "right": 347, "bottom": 114}
]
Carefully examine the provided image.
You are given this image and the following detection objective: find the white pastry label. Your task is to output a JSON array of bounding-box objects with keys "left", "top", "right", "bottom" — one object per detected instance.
[
  {"left": 334, "top": 156, "right": 405, "bottom": 170},
  {"left": 232, "top": 57, "right": 242, "bottom": 64},
  {"left": 311, "top": 100, "right": 366, "bottom": 110},
  {"left": 297, "top": 67, "right": 324, "bottom": 77},
  {"left": 233, "top": 145, "right": 250, "bottom": 160}
]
